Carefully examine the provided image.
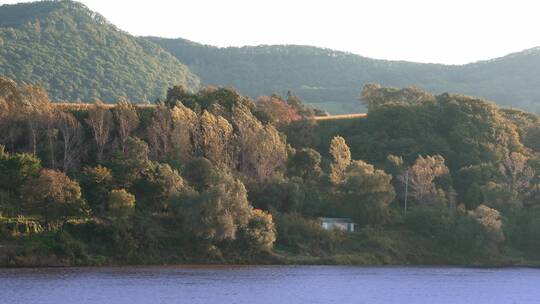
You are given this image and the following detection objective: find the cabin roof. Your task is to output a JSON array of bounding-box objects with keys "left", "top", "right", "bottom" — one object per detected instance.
[{"left": 319, "top": 217, "right": 355, "bottom": 223}]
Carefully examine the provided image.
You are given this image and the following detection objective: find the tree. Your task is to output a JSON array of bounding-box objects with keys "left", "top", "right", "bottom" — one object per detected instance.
[
  {"left": 57, "top": 111, "right": 83, "bottom": 173},
  {"left": 341, "top": 160, "right": 395, "bottom": 226},
  {"left": 108, "top": 189, "right": 136, "bottom": 219},
  {"left": 287, "top": 148, "right": 322, "bottom": 181},
  {"left": 196, "top": 110, "right": 234, "bottom": 170},
  {"left": 248, "top": 177, "right": 309, "bottom": 214},
  {"left": 453, "top": 163, "right": 499, "bottom": 209},
  {"left": 43, "top": 108, "right": 59, "bottom": 169},
  {"left": 170, "top": 104, "right": 198, "bottom": 163},
  {"left": 22, "top": 169, "right": 87, "bottom": 225},
  {"left": 329, "top": 136, "right": 351, "bottom": 185},
  {"left": 183, "top": 157, "right": 221, "bottom": 192},
  {"left": 147, "top": 104, "right": 173, "bottom": 160},
  {"left": 109, "top": 137, "right": 151, "bottom": 188},
  {"left": 499, "top": 152, "right": 534, "bottom": 203},
  {"left": 403, "top": 155, "right": 449, "bottom": 205},
  {"left": 233, "top": 105, "right": 288, "bottom": 182},
  {"left": 15, "top": 84, "right": 52, "bottom": 156},
  {"left": 240, "top": 209, "right": 276, "bottom": 253},
  {"left": 185, "top": 174, "right": 252, "bottom": 241},
  {"left": 86, "top": 100, "right": 113, "bottom": 163},
  {"left": 360, "top": 83, "right": 436, "bottom": 111},
  {"left": 135, "top": 162, "right": 187, "bottom": 212},
  {"left": 0, "top": 147, "right": 41, "bottom": 215},
  {"left": 113, "top": 98, "right": 139, "bottom": 154},
  {"left": 80, "top": 165, "right": 113, "bottom": 216},
  {"left": 469, "top": 204, "right": 505, "bottom": 244},
  {"left": 0, "top": 82, "right": 23, "bottom": 152},
  {"left": 286, "top": 90, "right": 316, "bottom": 118},
  {"left": 256, "top": 95, "right": 300, "bottom": 128},
  {"left": 284, "top": 118, "right": 318, "bottom": 149},
  {"left": 21, "top": 85, "right": 52, "bottom": 156},
  {"left": 165, "top": 85, "right": 197, "bottom": 109}
]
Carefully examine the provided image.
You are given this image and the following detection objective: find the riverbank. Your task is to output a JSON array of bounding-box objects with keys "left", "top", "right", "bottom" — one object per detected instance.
[{"left": 3, "top": 226, "right": 540, "bottom": 268}]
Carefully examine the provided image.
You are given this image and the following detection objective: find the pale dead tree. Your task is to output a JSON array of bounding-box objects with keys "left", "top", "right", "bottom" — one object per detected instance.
[
  {"left": 57, "top": 111, "right": 83, "bottom": 173},
  {"left": 44, "top": 109, "right": 59, "bottom": 169},
  {"left": 401, "top": 155, "right": 449, "bottom": 204},
  {"left": 113, "top": 97, "right": 139, "bottom": 154},
  {"left": 86, "top": 100, "right": 113, "bottom": 163},
  {"left": 170, "top": 104, "right": 198, "bottom": 163},
  {"left": 147, "top": 104, "right": 173, "bottom": 160}
]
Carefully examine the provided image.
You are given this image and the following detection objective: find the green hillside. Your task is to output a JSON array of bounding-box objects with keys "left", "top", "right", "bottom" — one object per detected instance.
[
  {"left": 149, "top": 37, "right": 540, "bottom": 114},
  {"left": 0, "top": 1, "right": 200, "bottom": 102}
]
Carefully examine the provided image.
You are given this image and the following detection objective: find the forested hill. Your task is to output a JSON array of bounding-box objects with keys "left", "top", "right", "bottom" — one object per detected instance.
[
  {"left": 0, "top": 1, "right": 200, "bottom": 103},
  {"left": 149, "top": 37, "right": 540, "bottom": 114},
  {"left": 4, "top": 0, "right": 540, "bottom": 114}
]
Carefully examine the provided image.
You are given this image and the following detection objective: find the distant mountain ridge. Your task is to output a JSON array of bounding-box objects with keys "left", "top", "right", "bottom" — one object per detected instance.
[
  {"left": 0, "top": 0, "right": 200, "bottom": 102},
  {"left": 2, "top": 0, "right": 540, "bottom": 114},
  {"left": 149, "top": 37, "right": 540, "bottom": 114}
]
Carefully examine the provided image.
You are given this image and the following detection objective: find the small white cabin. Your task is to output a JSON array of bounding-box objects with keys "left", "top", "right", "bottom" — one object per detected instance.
[{"left": 320, "top": 217, "right": 356, "bottom": 232}]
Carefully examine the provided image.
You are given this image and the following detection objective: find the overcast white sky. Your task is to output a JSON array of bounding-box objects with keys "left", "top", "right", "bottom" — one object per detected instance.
[{"left": 2, "top": 0, "right": 540, "bottom": 64}]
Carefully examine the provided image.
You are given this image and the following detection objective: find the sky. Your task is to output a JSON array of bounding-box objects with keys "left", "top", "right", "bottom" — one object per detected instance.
[{"left": 1, "top": 0, "right": 540, "bottom": 64}]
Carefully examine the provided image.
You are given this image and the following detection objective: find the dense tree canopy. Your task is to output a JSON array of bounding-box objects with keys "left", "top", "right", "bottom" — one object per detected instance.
[{"left": 1, "top": 77, "right": 540, "bottom": 266}]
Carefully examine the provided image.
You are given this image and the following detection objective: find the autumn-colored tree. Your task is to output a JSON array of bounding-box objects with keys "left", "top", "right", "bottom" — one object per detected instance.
[
  {"left": 196, "top": 110, "right": 234, "bottom": 170},
  {"left": 113, "top": 98, "right": 139, "bottom": 154},
  {"left": 22, "top": 169, "right": 88, "bottom": 225},
  {"left": 108, "top": 189, "right": 136, "bottom": 219},
  {"left": 147, "top": 104, "right": 174, "bottom": 160},
  {"left": 469, "top": 204, "right": 505, "bottom": 244},
  {"left": 170, "top": 104, "right": 198, "bottom": 163},
  {"left": 86, "top": 100, "right": 113, "bottom": 163},
  {"left": 403, "top": 155, "right": 449, "bottom": 205},
  {"left": 256, "top": 95, "right": 300, "bottom": 128},
  {"left": 286, "top": 91, "right": 315, "bottom": 118},
  {"left": 233, "top": 105, "right": 288, "bottom": 182},
  {"left": 329, "top": 136, "right": 352, "bottom": 185}
]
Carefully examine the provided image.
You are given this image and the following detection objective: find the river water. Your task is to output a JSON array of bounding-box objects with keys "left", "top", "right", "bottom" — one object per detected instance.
[{"left": 1, "top": 266, "right": 538, "bottom": 303}]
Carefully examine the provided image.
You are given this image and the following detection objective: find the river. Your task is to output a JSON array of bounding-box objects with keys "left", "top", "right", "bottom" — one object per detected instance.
[{"left": 1, "top": 266, "right": 538, "bottom": 303}]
